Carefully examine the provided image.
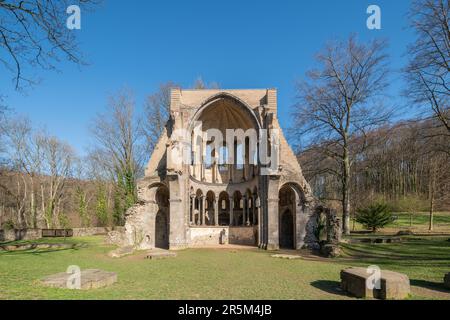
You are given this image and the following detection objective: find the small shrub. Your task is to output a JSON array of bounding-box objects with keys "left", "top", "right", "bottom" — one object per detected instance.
[{"left": 356, "top": 202, "right": 395, "bottom": 233}]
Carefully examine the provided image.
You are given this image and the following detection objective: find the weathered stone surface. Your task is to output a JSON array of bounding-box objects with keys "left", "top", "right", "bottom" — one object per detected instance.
[
  {"left": 0, "top": 229, "right": 41, "bottom": 242},
  {"left": 271, "top": 254, "right": 302, "bottom": 260},
  {"left": 41, "top": 269, "right": 117, "bottom": 290},
  {"left": 320, "top": 244, "right": 341, "bottom": 258},
  {"left": 325, "top": 209, "right": 341, "bottom": 244},
  {"left": 341, "top": 267, "right": 410, "bottom": 299},
  {"left": 444, "top": 273, "right": 450, "bottom": 289},
  {"left": 145, "top": 250, "right": 177, "bottom": 260},
  {"left": 108, "top": 245, "right": 134, "bottom": 258}
]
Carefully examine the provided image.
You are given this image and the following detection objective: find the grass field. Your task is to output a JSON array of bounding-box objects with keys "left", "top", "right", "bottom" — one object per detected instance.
[
  {"left": 0, "top": 235, "right": 449, "bottom": 300},
  {"left": 351, "top": 211, "right": 450, "bottom": 233}
]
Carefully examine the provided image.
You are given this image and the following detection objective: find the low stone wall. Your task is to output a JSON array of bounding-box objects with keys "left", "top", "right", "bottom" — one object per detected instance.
[
  {"left": 72, "top": 227, "right": 111, "bottom": 237},
  {"left": 189, "top": 226, "right": 258, "bottom": 247},
  {"left": 229, "top": 226, "right": 257, "bottom": 245},
  {"left": 189, "top": 227, "right": 228, "bottom": 247},
  {"left": 0, "top": 227, "right": 114, "bottom": 242},
  {"left": 0, "top": 229, "right": 41, "bottom": 242}
]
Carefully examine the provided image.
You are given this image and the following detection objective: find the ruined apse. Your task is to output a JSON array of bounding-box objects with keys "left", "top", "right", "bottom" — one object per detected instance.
[{"left": 112, "top": 89, "right": 320, "bottom": 251}]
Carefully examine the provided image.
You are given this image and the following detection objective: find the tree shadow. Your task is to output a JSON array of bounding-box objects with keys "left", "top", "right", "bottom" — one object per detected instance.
[
  {"left": 310, "top": 280, "right": 350, "bottom": 297},
  {"left": 411, "top": 279, "right": 450, "bottom": 294}
]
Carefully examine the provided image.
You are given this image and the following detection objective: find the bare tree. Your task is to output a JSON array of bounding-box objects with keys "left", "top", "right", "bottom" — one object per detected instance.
[
  {"left": 405, "top": 0, "right": 450, "bottom": 133},
  {"left": 3, "top": 116, "right": 44, "bottom": 227},
  {"left": 142, "top": 82, "right": 177, "bottom": 154},
  {"left": 90, "top": 88, "right": 143, "bottom": 225},
  {"left": 0, "top": 0, "right": 100, "bottom": 91},
  {"left": 293, "top": 35, "right": 392, "bottom": 235},
  {"left": 40, "top": 135, "right": 75, "bottom": 228},
  {"left": 192, "top": 77, "right": 220, "bottom": 90}
]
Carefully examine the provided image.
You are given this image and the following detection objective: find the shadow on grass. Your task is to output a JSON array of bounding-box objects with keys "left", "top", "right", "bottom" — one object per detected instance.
[
  {"left": 0, "top": 244, "right": 87, "bottom": 256},
  {"left": 310, "top": 280, "right": 350, "bottom": 297},
  {"left": 411, "top": 279, "right": 450, "bottom": 294}
]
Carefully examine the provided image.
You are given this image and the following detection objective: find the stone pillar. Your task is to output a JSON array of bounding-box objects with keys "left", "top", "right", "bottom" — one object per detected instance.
[
  {"left": 190, "top": 195, "right": 195, "bottom": 225},
  {"left": 326, "top": 209, "right": 341, "bottom": 244},
  {"left": 252, "top": 196, "right": 256, "bottom": 226},
  {"left": 296, "top": 202, "right": 308, "bottom": 250},
  {"left": 267, "top": 197, "right": 279, "bottom": 250},
  {"left": 246, "top": 197, "right": 250, "bottom": 226},
  {"left": 242, "top": 195, "right": 247, "bottom": 226},
  {"left": 256, "top": 198, "right": 261, "bottom": 245},
  {"left": 229, "top": 197, "right": 234, "bottom": 226},
  {"left": 214, "top": 196, "right": 219, "bottom": 226},
  {"left": 201, "top": 196, "right": 206, "bottom": 226},
  {"left": 168, "top": 176, "right": 187, "bottom": 250}
]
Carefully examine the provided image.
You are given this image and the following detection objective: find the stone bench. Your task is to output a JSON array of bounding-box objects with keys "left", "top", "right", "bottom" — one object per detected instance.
[
  {"left": 444, "top": 273, "right": 450, "bottom": 289},
  {"left": 341, "top": 267, "right": 410, "bottom": 299}
]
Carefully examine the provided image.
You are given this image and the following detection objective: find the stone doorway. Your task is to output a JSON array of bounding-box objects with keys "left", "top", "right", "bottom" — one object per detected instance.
[
  {"left": 155, "top": 185, "right": 170, "bottom": 249},
  {"left": 155, "top": 210, "right": 169, "bottom": 249},
  {"left": 279, "top": 209, "right": 294, "bottom": 249}
]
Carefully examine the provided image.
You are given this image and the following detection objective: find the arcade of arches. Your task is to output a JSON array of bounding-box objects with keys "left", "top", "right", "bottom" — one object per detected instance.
[{"left": 115, "top": 89, "right": 320, "bottom": 251}]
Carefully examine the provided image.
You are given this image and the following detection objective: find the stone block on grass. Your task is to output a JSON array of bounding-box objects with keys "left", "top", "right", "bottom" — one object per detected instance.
[
  {"left": 41, "top": 269, "right": 117, "bottom": 290},
  {"left": 341, "top": 267, "right": 410, "bottom": 299},
  {"left": 145, "top": 250, "right": 177, "bottom": 260}
]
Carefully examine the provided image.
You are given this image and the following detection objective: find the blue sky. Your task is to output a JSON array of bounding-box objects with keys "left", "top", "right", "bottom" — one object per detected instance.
[{"left": 1, "top": 0, "right": 415, "bottom": 155}]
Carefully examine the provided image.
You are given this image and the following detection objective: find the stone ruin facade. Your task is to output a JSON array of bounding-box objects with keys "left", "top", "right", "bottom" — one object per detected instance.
[{"left": 110, "top": 88, "right": 323, "bottom": 251}]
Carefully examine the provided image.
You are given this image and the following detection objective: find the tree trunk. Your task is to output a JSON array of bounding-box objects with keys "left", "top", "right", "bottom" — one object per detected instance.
[
  {"left": 342, "top": 147, "right": 351, "bottom": 235},
  {"left": 428, "top": 158, "right": 436, "bottom": 231}
]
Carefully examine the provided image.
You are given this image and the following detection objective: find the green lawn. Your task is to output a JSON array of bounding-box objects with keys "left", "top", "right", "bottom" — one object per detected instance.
[
  {"left": 351, "top": 211, "right": 450, "bottom": 233},
  {"left": 0, "top": 236, "right": 449, "bottom": 300}
]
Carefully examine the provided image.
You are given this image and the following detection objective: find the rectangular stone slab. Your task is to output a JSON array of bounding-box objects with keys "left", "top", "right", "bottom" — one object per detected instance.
[
  {"left": 341, "top": 267, "right": 410, "bottom": 299},
  {"left": 145, "top": 250, "right": 177, "bottom": 259},
  {"left": 41, "top": 269, "right": 117, "bottom": 290}
]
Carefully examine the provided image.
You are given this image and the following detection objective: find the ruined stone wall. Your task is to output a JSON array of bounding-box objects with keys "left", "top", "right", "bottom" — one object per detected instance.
[
  {"left": 229, "top": 226, "right": 257, "bottom": 245},
  {"left": 189, "top": 227, "right": 227, "bottom": 247}
]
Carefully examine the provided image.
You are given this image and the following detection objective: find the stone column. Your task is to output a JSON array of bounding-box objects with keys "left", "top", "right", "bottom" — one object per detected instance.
[
  {"left": 326, "top": 209, "right": 341, "bottom": 244},
  {"left": 214, "top": 196, "right": 219, "bottom": 226},
  {"left": 201, "top": 196, "right": 206, "bottom": 226},
  {"left": 190, "top": 195, "right": 195, "bottom": 225},
  {"left": 267, "top": 197, "right": 279, "bottom": 250},
  {"left": 246, "top": 197, "right": 251, "bottom": 226},
  {"left": 242, "top": 195, "right": 247, "bottom": 226},
  {"left": 229, "top": 196, "right": 234, "bottom": 226},
  {"left": 168, "top": 176, "right": 187, "bottom": 250},
  {"left": 256, "top": 198, "right": 261, "bottom": 246},
  {"left": 252, "top": 196, "right": 256, "bottom": 226},
  {"left": 296, "top": 202, "right": 308, "bottom": 250}
]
